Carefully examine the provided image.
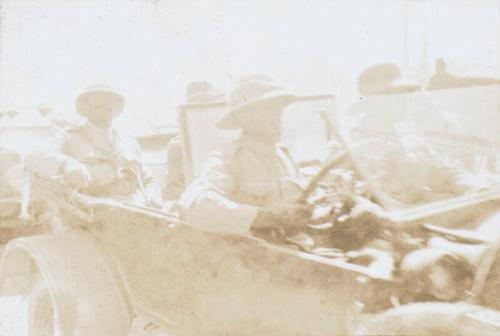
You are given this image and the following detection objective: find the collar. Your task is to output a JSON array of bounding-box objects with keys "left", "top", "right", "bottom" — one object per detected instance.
[
  {"left": 239, "top": 134, "right": 280, "bottom": 157},
  {"left": 85, "top": 121, "right": 115, "bottom": 138}
]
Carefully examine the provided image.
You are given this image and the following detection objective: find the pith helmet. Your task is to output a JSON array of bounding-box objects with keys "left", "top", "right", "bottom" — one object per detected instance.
[{"left": 75, "top": 84, "right": 125, "bottom": 118}]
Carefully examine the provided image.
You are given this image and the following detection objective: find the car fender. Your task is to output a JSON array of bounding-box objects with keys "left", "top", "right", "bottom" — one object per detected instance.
[{"left": 0, "top": 228, "right": 133, "bottom": 336}]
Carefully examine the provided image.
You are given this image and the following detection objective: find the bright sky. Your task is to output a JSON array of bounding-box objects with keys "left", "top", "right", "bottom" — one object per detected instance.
[{"left": 0, "top": 0, "right": 498, "bottom": 133}]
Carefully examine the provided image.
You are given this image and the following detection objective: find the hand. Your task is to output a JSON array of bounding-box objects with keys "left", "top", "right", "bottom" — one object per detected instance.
[
  {"left": 253, "top": 203, "right": 313, "bottom": 229},
  {"left": 88, "top": 164, "right": 118, "bottom": 186},
  {"left": 349, "top": 197, "right": 395, "bottom": 227},
  {"left": 63, "top": 159, "right": 92, "bottom": 188}
]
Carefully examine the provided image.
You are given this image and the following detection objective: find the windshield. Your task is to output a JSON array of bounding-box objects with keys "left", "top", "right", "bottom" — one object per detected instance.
[{"left": 183, "top": 86, "right": 499, "bottom": 213}]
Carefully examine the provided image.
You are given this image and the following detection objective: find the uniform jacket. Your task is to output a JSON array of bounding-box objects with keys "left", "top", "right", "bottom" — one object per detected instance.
[
  {"left": 179, "top": 134, "right": 304, "bottom": 235},
  {"left": 25, "top": 122, "right": 159, "bottom": 204}
]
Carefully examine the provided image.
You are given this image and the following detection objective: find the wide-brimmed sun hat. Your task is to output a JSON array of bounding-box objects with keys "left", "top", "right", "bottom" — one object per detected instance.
[
  {"left": 185, "top": 81, "right": 225, "bottom": 103},
  {"left": 75, "top": 84, "right": 125, "bottom": 118},
  {"left": 216, "top": 75, "right": 296, "bottom": 130}
]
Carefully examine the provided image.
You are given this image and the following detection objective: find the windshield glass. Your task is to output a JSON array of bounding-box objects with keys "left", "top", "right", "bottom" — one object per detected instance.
[{"left": 182, "top": 86, "right": 499, "bottom": 211}]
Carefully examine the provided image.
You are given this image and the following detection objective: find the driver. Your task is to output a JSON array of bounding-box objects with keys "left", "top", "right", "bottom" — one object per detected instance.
[
  {"left": 179, "top": 75, "right": 312, "bottom": 236},
  {"left": 25, "top": 84, "right": 162, "bottom": 207}
]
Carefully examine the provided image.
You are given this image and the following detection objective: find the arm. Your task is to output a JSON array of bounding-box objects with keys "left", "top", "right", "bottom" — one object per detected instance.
[
  {"left": 129, "top": 140, "right": 161, "bottom": 203},
  {"left": 178, "top": 151, "right": 259, "bottom": 236},
  {"left": 25, "top": 131, "right": 88, "bottom": 181},
  {"left": 112, "top": 134, "right": 161, "bottom": 204},
  {"left": 163, "top": 136, "right": 185, "bottom": 200}
]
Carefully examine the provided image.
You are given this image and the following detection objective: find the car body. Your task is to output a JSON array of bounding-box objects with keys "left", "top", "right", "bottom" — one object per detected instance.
[{"left": 0, "top": 86, "right": 499, "bottom": 335}]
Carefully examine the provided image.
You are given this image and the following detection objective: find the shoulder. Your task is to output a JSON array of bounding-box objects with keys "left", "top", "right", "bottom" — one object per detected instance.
[
  {"left": 213, "top": 140, "right": 243, "bottom": 161},
  {"left": 116, "top": 130, "right": 140, "bottom": 147},
  {"left": 55, "top": 125, "right": 85, "bottom": 143},
  {"left": 201, "top": 140, "right": 243, "bottom": 173}
]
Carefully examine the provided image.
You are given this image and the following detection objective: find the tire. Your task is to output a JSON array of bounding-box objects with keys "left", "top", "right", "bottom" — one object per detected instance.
[
  {"left": 0, "top": 202, "right": 19, "bottom": 219},
  {"left": 28, "top": 276, "right": 60, "bottom": 336},
  {"left": 354, "top": 302, "right": 499, "bottom": 336}
]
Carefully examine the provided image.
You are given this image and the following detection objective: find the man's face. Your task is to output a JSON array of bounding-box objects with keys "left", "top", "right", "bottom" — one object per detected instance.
[
  {"left": 237, "top": 102, "right": 284, "bottom": 144},
  {"left": 86, "top": 92, "right": 122, "bottom": 128}
]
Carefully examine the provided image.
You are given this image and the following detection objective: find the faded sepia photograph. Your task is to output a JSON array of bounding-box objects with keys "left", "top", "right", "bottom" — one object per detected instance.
[{"left": 0, "top": 0, "right": 499, "bottom": 335}]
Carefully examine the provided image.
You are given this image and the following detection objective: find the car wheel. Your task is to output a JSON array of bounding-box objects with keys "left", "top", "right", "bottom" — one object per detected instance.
[
  {"left": 0, "top": 202, "right": 20, "bottom": 219},
  {"left": 28, "top": 275, "right": 61, "bottom": 336},
  {"left": 354, "top": 302, "right": 498, "bottom": 336}
]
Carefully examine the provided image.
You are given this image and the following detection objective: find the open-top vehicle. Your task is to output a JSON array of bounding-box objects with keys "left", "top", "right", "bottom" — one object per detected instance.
[{"left": 1, "top": 85, "right": 499, "bottom": 335}]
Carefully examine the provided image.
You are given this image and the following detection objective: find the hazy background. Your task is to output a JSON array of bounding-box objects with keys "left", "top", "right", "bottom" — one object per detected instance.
[{"left": 0, "top": 0, "right": 499, "bottom": 134}]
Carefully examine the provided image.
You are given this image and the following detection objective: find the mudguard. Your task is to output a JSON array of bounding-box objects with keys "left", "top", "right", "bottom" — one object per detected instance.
[{"left": 0, "top": 228, "right": 133, "bottom": 336}]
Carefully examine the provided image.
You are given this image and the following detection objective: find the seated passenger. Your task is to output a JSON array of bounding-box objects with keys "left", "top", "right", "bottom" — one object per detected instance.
[
  {"left": 25, "top": 84, "right": 162, "bottom": 207},
  {"left": 179, "top": 75, "right": 312, "bottom": 236},
  {"left": 163, "top": 80, "right": 225, "bottom": 200}
]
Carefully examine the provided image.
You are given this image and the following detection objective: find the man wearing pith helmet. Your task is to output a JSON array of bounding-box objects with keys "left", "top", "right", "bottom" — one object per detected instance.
[
  {"left": 179, "top": 75, "right": 312, "bottom": 236},
  {"left": 25, "top": 84, "right": 162, "bottom": 207}
]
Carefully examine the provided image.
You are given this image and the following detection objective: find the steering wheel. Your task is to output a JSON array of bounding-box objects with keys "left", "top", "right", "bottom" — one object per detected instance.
[{"left": 298, "top": 139, "right": 384, "bottom": 204}]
